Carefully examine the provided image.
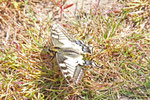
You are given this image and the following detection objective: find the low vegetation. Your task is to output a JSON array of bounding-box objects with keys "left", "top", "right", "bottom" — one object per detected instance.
[{"left": 0, "top": 0, "right": 149, "bottom": 99}]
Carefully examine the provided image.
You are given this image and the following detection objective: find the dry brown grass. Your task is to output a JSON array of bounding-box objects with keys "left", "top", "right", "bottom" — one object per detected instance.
[{"left": 0, "top": 0, "right": 149, "bottom": 99}]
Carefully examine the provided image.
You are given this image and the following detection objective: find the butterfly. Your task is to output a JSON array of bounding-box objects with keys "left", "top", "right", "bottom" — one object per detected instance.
[{"left": 50, "top": 22, "right": 99, "bottom": 84}]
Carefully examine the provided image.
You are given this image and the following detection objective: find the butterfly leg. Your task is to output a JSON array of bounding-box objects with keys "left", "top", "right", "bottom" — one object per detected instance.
[
  {"left": 83, "top": 60, "right": 103, "bottom": 69},
  {"left": 48, "top": 48, "right": 57, "bottom": 61}
]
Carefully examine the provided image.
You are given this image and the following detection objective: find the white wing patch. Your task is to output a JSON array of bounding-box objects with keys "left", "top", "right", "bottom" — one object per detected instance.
[{"left": 51, "top": 23, "right": 85, "bottom": 83}]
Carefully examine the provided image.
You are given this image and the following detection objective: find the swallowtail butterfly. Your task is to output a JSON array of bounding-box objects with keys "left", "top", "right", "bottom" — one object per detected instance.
[{"left": 51, "top": 22, "right": 95, "bottom": 84}]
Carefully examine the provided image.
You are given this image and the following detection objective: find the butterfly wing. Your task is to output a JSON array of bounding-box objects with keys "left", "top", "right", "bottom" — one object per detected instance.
[
  {"left": 56, "top": 52, "right": 84, "bottom": 83},
  {"left": 51, "top": 23, "right": 84, "bottom": 83}
]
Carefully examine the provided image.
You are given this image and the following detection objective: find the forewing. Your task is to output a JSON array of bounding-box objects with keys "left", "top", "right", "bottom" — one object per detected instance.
[
  {"left": 51, "top": 23, "right": 83, "bottom": 54},
  {"left": 51, "top": 23, "right": 74, "bottom": 47}
]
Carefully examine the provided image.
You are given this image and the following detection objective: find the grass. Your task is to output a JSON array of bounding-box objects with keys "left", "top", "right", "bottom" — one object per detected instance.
[{"left": 0, "top": 0, "right": 149, "bottom": 99}]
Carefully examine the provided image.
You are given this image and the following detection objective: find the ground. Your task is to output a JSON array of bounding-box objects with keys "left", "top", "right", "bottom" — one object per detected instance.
[{"left": 0, "top": 0, "right": 149, "bottom": 99}]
